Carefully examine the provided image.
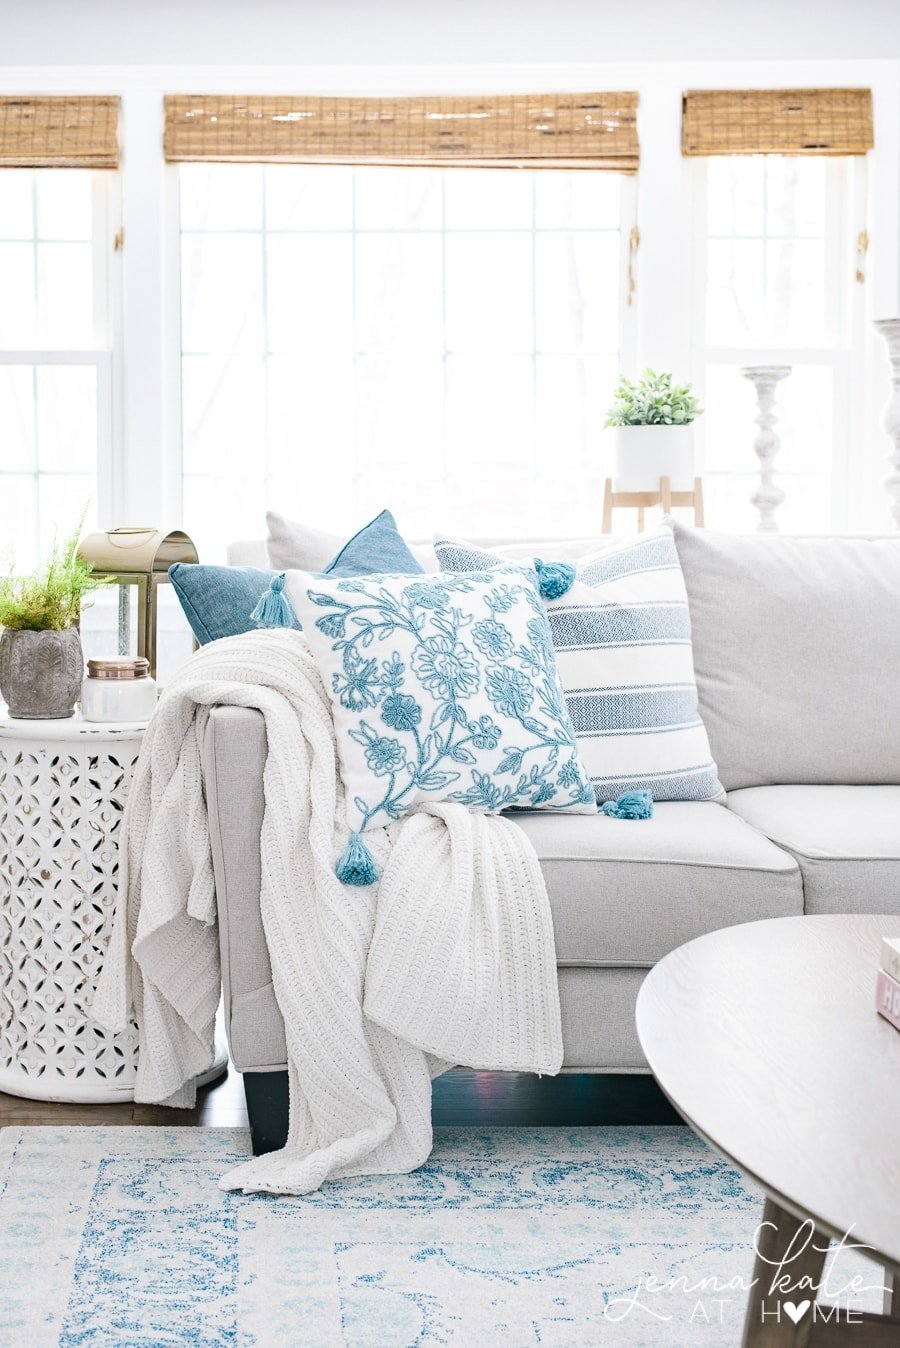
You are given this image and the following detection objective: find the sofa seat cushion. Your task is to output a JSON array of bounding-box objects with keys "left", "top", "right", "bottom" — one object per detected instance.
[
  {"left": 229, "top": 966, "right": 655, "bottom": 1074},
  {"left": 509, "top": 803, "right": 801, "bottom": 966},
  {"left": 726, "top": 786, "right": 900, "bottom": 916}
]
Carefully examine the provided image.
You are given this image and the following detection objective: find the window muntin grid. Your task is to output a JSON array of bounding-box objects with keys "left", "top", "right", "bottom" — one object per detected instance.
[
  {"left": 0, "top": 169, "right": 109, "bottom": 572},
  {"left": 179, "top": 164, "right": 625, "bottom": 557},
  {"left": 696, "top": 155, "right": 858, "bottom": 533}
]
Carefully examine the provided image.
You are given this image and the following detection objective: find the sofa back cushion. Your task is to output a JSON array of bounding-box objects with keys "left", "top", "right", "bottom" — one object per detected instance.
[{"left": 672, "top": 523, "right": 900, "bottom": 789}]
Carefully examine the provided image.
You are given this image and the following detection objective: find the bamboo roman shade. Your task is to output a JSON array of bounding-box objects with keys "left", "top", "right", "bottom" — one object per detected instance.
[
  {"left": 164, "top": 93, "right": 639, "bottom": 171},
  {"left": 0, "top": 96, "right": 120, "bottom": 168},
  {"left": 682, "top": 88, "right": 873, "bottom": 157}
]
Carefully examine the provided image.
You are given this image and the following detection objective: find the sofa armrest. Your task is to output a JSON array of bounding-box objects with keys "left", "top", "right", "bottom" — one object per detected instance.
[{"left": 203, "top": 704, "right": 287, "bottom": 1070}]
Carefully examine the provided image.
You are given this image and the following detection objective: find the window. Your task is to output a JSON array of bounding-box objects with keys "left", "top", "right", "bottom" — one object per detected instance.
[
  {"left": 179, "top": 164, "right": 630, "bottom": 556},
  {"left": 0, "top": 170, "right": 114, "bottom": 571},
  {"left": 693, "top": 156, "right": 862, "bottom": 532}
]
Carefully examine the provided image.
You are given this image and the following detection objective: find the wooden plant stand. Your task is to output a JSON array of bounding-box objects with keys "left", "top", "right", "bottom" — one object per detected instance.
[{"left": 602, "top": 475, "right": 705, "bottom": 532}]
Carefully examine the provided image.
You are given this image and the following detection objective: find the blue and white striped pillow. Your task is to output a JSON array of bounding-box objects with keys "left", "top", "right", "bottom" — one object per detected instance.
[{"left": 434, "top": 528, "right": 725, "bottom": 805}]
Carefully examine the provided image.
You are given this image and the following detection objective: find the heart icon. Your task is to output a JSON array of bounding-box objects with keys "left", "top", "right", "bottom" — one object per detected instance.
[{"left": 783, "top": 1300, "right": 811, "bottom": 1324}]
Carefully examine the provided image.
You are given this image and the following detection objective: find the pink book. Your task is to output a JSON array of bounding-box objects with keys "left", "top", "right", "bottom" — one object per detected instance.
[
  {"left": 881, "top": 937, "right": 900, "bottom": 985},
  {"left": 876, "top": 968, "right": 900, "bottom": 1032}
]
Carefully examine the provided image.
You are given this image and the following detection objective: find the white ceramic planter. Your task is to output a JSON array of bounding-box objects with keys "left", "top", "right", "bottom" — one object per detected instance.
[{"left": 613, "top": 424, "right": 695, "bottom": 493}]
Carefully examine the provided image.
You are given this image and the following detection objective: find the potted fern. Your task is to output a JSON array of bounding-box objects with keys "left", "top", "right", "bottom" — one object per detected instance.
[
  {"left": 605, "top": 370, "right": 703, "bottom": 493},
  {"left": 0, "top": 520, "right": 109, "bottom": 719}
]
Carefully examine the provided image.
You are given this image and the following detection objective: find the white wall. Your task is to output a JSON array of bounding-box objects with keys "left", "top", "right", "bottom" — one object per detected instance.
[{"left": 5, "top": 0, "right": 900, "bottom": 67}]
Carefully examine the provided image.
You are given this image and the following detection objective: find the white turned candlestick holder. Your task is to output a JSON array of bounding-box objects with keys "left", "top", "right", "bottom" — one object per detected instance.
[
  {"left": 874, "top": 318, "right": 900, "bottom": 531},
  {"left": 741, "top": 365, "right": 791, "bottom": 534}
]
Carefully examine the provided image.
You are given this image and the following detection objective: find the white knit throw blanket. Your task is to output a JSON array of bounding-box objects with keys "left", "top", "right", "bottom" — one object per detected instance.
[{"left": 93, "top": 629, "right": 563, "bottom": 1195}]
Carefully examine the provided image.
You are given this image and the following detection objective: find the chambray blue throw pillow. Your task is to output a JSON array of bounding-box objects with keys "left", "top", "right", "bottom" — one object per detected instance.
[
  {"left": 434, "top": 530, "right": 725, "bottom": 806},
  {"left": 285, "top": 565, "right": 597, "bottom": 883},
  {"left": 169, "top": 563, "right": 298, "bottom": 645},
  {"left": 322, "top": 508, "right": 425, "bottom": 578}
]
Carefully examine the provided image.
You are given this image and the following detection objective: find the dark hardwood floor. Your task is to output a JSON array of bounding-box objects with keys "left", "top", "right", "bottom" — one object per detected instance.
[
  {"left": 0, "top": 1065, "right": 249, "bottom": 1130},
  {"left": 0, "top": 1068, "right": 682, "bottom": 1132}
]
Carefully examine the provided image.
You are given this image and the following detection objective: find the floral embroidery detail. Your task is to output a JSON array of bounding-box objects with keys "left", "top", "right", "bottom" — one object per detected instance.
[
  {"left": 463, "top": 771, "right": 503, "bottom": 811},
  {"left": 381, "top": 693, "right": 422, "bottom": 732},
  {"left": 468, "top": 714, "right": 501, "bottom": 750},
  {"left": 365, "top": 735, "right": 406, "bottom": 776},
  {"left": 332, "top": 653, "right": 380, "bottom": 711},
  {"left": 472, "top": 619, "right": 515, "bottom": 660},
  {"left": 557, "top": 754, "right": 584, "bottom": 789},
  {"left": 381, "top": 654, "right": 405, "bottom": 690},
  {"left": 303, "top": 566, "right": 595, "bottom": 833},
  {"left": 411, "top": 636, "right": 479, "bottom": 701},
  {"left": 529, "top": 778, "right": 556, "bottom": 806},
  {"left": 317, "top": 612, "right": 347, "bottom": 640},
  {"left": 526, "top": 617, "right": 553, "bottom": 665},
  {"left": 404, "top": 581, "right": 450, "bottom": 611},
  {"left": 484, "top": 583, "right": 520, "bottom": 614},
  {"left": 486, "top": 666, "right": 534, "bottom": 720}
]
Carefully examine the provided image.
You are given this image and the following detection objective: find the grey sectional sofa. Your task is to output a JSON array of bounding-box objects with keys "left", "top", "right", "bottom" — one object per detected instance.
[{"left": 205, "top": 523, "right": 900, "bottom": 1148}]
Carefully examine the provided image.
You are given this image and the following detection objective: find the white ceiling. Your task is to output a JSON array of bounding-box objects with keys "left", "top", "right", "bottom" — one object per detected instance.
[{"left": 5, "top": 0, "right": 900, "bottom": 68}]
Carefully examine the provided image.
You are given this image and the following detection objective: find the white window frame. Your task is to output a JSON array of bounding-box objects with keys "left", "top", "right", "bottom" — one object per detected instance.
[
  {"left": 0, "top": 169, "right": 121, "bottom": 561},
  {"left": 0, "top": 59, "right": 896, "bottom": 542},
  {"left": 688, "top": 154, "right": 869, "bottom": 532}
]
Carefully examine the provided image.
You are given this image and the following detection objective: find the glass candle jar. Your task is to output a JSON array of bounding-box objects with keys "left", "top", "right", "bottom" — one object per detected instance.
[{"left": 81, "top": 658, "right": 158, "bottom": 723}]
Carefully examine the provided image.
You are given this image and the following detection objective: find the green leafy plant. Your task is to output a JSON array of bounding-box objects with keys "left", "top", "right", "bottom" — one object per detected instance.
[
  {"left": 605, "top": 369, "right": 703, "bottom": 428},
  {"left": 0, "top": 514, "right": 111, "bottom": 632}
]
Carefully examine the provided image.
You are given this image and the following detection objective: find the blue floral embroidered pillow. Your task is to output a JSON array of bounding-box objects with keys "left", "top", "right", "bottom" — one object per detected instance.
[{"left": 286, "top": 565, "right": 596, "bottom": 865}]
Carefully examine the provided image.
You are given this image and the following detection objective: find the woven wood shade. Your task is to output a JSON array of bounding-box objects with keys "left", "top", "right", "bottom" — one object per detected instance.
[
  {"left": 164, "top": 93, "right": 639, "bottom": 171},
  {"left": 682, "top": 88, "right": 873, "bottom": 157},
  {"left": 0, "top": 96, "right": 120, "bottom": 168}
]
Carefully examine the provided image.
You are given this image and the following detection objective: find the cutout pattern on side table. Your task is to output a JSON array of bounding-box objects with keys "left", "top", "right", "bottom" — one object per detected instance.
[{"left": 0, "top": 718, "right": 144, "bottom": 1102}]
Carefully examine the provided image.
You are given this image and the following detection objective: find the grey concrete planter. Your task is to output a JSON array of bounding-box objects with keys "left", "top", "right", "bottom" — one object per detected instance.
[{"left": 0, "top": 626, "right": 84, "bottom": 719}]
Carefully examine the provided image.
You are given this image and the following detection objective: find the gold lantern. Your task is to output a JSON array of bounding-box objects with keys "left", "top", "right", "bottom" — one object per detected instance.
[{"left": 76, "top": 528, "right": 199, "bottom": 678}]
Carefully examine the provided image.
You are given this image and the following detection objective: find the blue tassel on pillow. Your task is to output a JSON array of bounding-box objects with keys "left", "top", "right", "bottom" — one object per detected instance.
[
  {"left": 602, "top": 790, "right": 654, "bottom": 820},
  {"left": 534, "top": 558, "right": 576, "bottom": 600},
  {"left": 335, "top": 831, "right": 379, "bottom": 886},
  {"left": 251, "top": 573, "right": 295, "bottom": 628}
]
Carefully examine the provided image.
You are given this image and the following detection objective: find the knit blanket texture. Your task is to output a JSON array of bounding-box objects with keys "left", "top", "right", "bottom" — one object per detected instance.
[{"left": 93, "top": 629, "right": 563, "bottom": 1194}]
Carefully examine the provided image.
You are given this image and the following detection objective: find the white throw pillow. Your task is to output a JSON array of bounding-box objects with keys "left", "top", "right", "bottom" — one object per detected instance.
[
  {"left": 434, "top": 529, "right": 725, "bottom": 805},
  {"left": 286, "top": 565, "right": 597, "bottom": 879}
]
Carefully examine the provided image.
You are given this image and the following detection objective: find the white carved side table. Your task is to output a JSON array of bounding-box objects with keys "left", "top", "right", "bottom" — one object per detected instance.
[{"left": 0, "top": 714, "right": 225, "bottom": 1102}]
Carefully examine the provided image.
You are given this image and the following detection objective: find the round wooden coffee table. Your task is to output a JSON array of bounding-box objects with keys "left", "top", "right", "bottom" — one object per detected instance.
[{"left": 636, "top": 914, "right": 900, "bottom": 1346}]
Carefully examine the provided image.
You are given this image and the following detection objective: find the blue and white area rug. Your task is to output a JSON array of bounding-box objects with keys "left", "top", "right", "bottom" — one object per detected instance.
[{"left": 0, "top": 1126, "right": 884, "bottom": 1346}]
